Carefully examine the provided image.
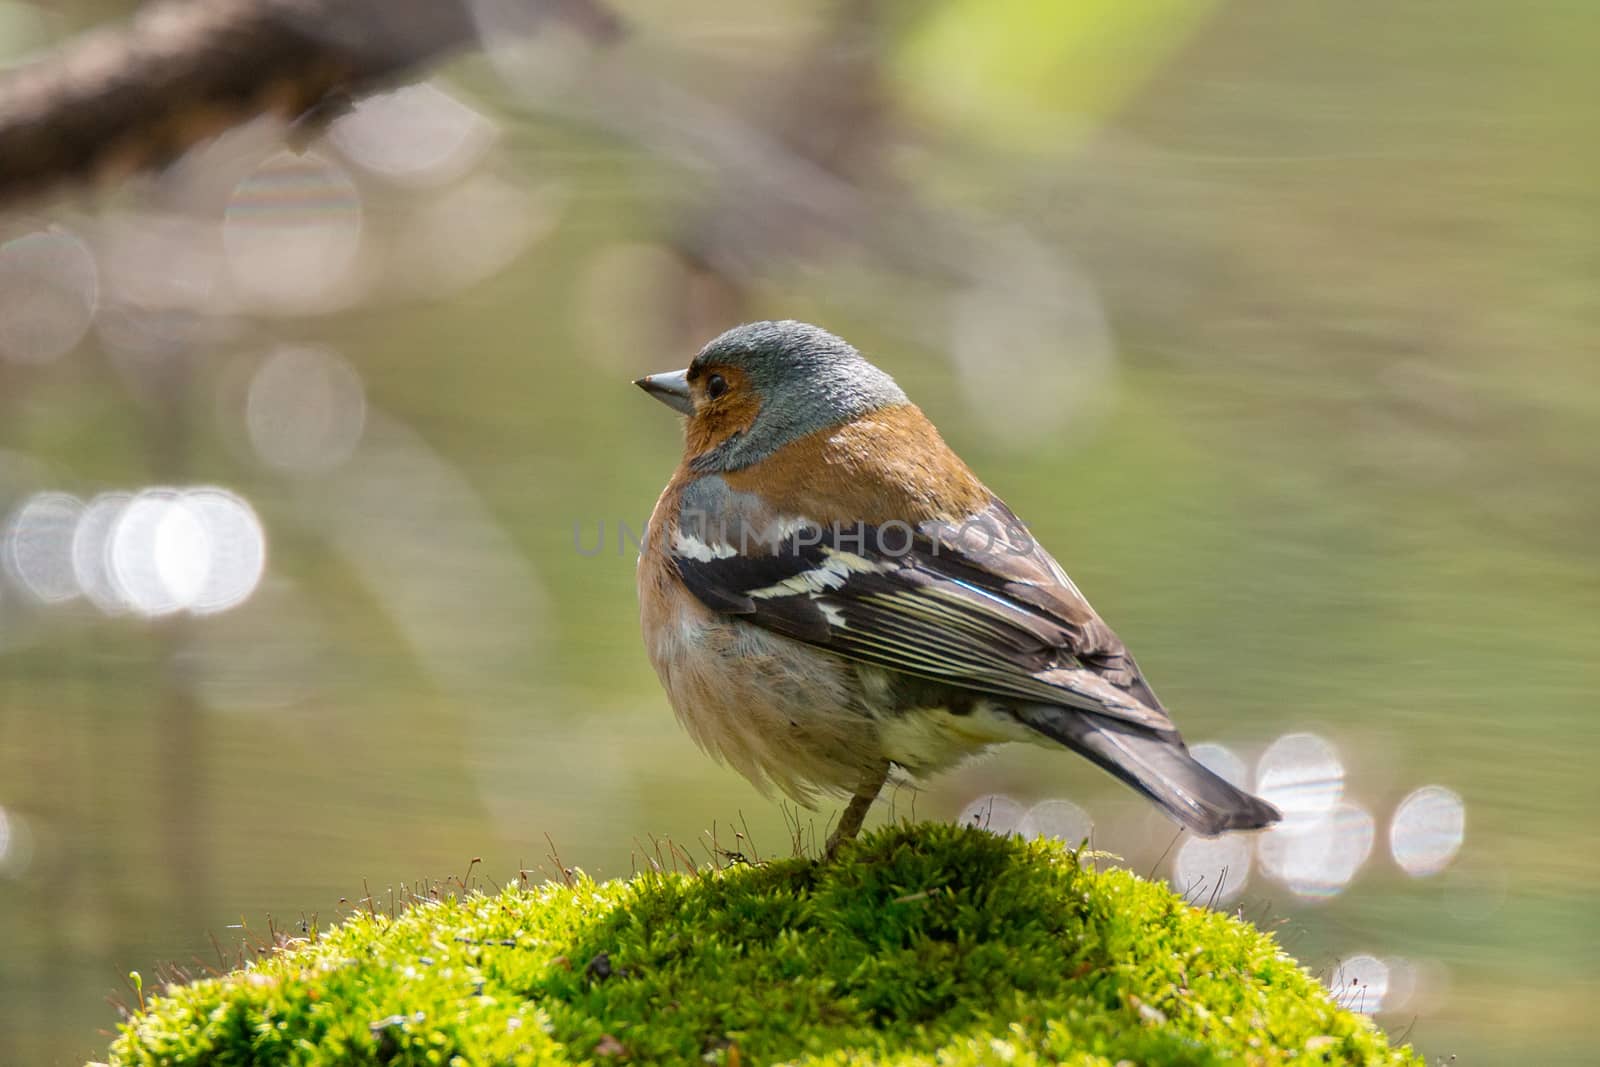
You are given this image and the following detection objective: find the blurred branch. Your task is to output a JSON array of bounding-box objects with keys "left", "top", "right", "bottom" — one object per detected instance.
[{"left": 0, "top": 0, "right": 621, "bottom": 209}]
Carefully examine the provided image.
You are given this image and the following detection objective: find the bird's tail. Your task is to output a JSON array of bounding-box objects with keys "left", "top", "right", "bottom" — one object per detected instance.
[{"left": 1015, "top": 705, "right": 1280, "bottom": 836}]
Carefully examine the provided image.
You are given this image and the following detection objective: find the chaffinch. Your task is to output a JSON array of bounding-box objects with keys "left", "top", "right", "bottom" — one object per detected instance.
[{"left": 636, "top": 321, "right": 1280, "bottom": 854}]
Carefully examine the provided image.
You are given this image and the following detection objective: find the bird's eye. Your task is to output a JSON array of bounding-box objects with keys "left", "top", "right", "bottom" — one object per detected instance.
[{"left": 706, "top": 374, "right": 728, "bottom": 400}]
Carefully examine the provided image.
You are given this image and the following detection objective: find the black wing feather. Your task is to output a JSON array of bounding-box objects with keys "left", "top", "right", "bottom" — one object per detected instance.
[{"left": 672, "top": 516, "right": 1177, "bottom": 734}]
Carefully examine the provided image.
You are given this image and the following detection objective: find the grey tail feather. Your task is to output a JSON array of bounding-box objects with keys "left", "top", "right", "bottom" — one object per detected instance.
[{"left": 1015, "top": 704, "right": 1281, "bottom": 836}]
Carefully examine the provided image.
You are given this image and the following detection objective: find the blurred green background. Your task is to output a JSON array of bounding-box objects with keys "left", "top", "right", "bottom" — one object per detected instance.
[{"left": 1, "top": 1, "right": 1596, "bottom": 1063}]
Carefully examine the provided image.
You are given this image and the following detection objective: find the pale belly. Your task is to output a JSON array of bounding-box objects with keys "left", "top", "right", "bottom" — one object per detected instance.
[
  {"left": 642, "top": 585, "right": 881, "bottom": 802},
  {"left": 877, "top": 704, "right": 1038, "bottom": 774},
  {"left": 641, "top": 583, "right": 1034, "bottom": 804}
]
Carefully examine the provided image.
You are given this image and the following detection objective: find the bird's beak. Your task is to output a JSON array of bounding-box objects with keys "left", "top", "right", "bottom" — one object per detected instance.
[{"left": 634, "top": 369, "right": 695, "bottom": 415}]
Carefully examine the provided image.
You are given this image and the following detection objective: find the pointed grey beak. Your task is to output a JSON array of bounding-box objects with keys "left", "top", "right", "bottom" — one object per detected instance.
[{"left": 635, "top": 368, "right": 694, "bottom": 415}]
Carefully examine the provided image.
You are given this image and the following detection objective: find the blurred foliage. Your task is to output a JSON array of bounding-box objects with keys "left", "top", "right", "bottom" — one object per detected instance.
[{"left": 897, "top": 0, "right": 1217, "bottom": 144}]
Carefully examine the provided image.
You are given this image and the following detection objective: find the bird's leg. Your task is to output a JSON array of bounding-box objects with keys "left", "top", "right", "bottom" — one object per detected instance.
[{"left": 824, "top": 761, "right": 890, "bottom": 859}]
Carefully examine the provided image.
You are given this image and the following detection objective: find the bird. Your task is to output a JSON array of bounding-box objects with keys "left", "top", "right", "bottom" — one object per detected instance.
[{"left": 635, "top": 320, "right": 1280, "bottom": 856}]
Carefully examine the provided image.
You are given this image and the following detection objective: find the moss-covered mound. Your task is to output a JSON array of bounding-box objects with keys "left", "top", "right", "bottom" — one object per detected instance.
[{"left": 99, "top": 824, "right": 1417, "bottom": 1066}]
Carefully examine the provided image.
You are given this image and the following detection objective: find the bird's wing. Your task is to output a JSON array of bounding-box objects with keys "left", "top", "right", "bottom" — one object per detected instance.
[{"left": 670, "top": 498, "right": 1177, "bottom": 736}]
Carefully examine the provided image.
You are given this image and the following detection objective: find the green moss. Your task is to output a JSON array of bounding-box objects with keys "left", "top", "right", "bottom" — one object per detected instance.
[{"left": 98, "top": 825, "right": 1418, "bottom": 1066}]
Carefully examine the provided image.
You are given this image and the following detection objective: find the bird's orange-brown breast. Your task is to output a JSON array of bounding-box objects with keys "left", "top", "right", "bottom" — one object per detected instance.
[
  {"left": 639, "top": 468, "right": 697, "bottom": 626},
  {"left": 720, "top": 403, "right": 991, "bottom": 526}
]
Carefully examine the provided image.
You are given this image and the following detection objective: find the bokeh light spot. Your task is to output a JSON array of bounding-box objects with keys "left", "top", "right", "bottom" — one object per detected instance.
[
  {"left": 1381, "top": 957, "right": 1419, "bottom": 1014},
  {"left": 1016, "top": 798, "right": 1091, "bottom": 844},
  {"left": 1189, "top": 741, "right": 1250, "bottom": 791},
  {"left": 72, "top": 492, "right": 133, "bottom": 615},
  {"left": 1329, "top": 954, "right": 1390, "bottom": 1015},
  {"left": 103, "top": 487, "right": 266, "bottom": 617},
  {"left": 1172, "top": 833, "right": 1252, "bottom": 907},
  {"left": 957, "top": 793, "right": 1024, "bottom": 836},
  {"left": 1389, "top": 784, "right": 1465, "bottom": 878},
  {"left": 1255, "top": 732, "right": 1344, "bottom": 828},
  {"left": 3, "top": 492, "right": 84, "bottom": 603},
  {"left": 180, "top": 489, "right": 267, "bottom": 615},
  {"left": 247, "top": 346, "right": 367, "bottom": 474},
  {"left": 1257, "top": 801, "right": 1375, "bottom": 900},
  {"left": 223, "top": 152, "right": 363, "bottom": 313},
  {"left": 154, "top": 498, "right": 210, "bottom": 609},
  {"left": 0, "top": 227, "right": 98, "bottom": 364},
  {"left": 329, "top": 81, "right": 497, "bottom": 188},
  {"left": 110, "top": 489, "right": 197, "bottom": 616}
]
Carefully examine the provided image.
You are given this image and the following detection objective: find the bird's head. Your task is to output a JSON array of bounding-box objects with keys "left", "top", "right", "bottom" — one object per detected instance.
[{"left": 636, "top": 320, "right": 907, "bottom": 472}]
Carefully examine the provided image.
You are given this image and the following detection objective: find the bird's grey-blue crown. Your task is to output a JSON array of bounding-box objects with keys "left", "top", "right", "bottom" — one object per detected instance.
[{"left": 690, "top": 321, "right": 907, "bottom": 472}]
